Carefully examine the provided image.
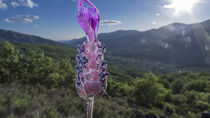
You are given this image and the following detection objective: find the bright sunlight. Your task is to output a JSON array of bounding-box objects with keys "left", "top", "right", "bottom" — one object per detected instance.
[{"left": 163, "top": 0, "right": 200, "bottom": 15}]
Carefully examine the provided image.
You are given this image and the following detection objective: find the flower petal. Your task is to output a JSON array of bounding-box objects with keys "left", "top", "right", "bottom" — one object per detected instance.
[{"left": 77, "top": 0, "right": 100, "bottom": 42}]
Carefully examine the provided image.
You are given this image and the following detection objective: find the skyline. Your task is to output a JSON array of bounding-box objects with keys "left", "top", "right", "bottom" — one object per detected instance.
[{"left": 0, "top": 0, "right": 210, "bottom": 40}]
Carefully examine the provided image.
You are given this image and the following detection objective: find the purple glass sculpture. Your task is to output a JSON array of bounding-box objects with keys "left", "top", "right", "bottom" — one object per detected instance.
[{"left": 75, "top": 0, "right": 109, "bottom": 118}]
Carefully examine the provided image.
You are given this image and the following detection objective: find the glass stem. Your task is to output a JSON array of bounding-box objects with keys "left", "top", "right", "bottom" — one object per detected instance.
[{"left": 87, "top": 97, "right": 94, "bottom": 118}]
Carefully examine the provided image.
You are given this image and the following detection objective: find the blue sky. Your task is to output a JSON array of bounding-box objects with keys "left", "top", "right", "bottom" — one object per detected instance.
[{"left": 0, "top": 0, "right": 210, "bottom": 40}]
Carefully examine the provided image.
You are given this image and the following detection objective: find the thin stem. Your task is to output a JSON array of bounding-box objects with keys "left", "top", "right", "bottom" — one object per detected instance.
[{"left": 87, "top": 97, "right": 94, "bottom": 118}]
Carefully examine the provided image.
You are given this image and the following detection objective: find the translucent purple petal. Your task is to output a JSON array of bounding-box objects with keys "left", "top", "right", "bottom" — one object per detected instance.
[{"left": 77, "top": 0, "right": 100, "bottom": 42}]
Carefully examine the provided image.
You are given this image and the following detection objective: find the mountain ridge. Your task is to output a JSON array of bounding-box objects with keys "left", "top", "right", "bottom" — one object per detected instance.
[
  {"left": 0, "top": 19, "right": 210, "bottom": 71},
  {"left": 0, "top": 29, "right": 64, "bottom": 46},
  {"left": 64, "top": 19, "right": 210, "bottom": 68},
  {"left": 65, "top": 20, "right": 210, "bottom": 42},
  {"left": 0, "top": 29, "right": 76, "bottom": 60}
]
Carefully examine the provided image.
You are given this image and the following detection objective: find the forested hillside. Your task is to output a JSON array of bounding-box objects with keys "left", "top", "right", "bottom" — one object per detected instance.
[
  {"left": 0, "top": 41, "right": 210, "bottom": 118},
  {"left": 66, "top": 20, "right": 210, "bottom": 70},
  {"left": 0, "top": 29, "right": 76, "bottom": 60}
]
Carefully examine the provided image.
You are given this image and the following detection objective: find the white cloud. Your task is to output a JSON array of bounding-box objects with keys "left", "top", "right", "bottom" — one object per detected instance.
[
  {"left": 0, "top": 0, "right": 8, "bottom": 9},
  {"left": 11, "top": 0, "right": 39, "bottom": 8},
  {"left": 100, "top": 20, "right": 122, "bottom": 26},
  {"left": 26, "top": 0, "right": 38, "bottom": 8},
  {"left": 5, "top": 15, "right": 39, "bottom": 23},
  {"left": 155, "top": 13, "right": 160, "bottom": 16},
  {"left": 72, "top": 0, "right": 76, "bottom": 2},
  {"left": 152, "top": 21, "right": 157, "bottom": 25},
  {"left": 11, "top": 1, "right": 20, "bottom": 8},
  {"left": 163, "top": 4, "right": 171, "bottom": 9}
]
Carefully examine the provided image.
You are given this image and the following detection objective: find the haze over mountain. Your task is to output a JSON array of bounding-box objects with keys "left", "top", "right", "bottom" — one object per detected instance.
[
  {"left": 0, "top": 29, "right": 76, "bottom": 60},
  {"left": 0, "top": 20, "right": 210, "bottom": 72},
  {"left": 64, "top": 20, "right": 210, "bottom": 68},
  {"left": 0, "top": 29, "right": 62, "bottom": 46}
]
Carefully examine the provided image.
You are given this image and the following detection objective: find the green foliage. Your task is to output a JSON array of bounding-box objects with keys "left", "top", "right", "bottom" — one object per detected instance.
[
  {"left": 163, "top": 103, "right": 176, "bottom": 115},
  {"left": 0, "top": 42, "right": 210, "bottom": 118},
  {"left": 107, "top": 79, "right": 133, "bottom": 99},
  {"left": 12, "top": 98, "right": 28, "bottom": 116},
  {"left": 42, "top": 107, "right": 62, "bottom": 118},
  {"left": 170, "top": 94, "right": 187, "bottom": 104},
  {"left": 183, "top": 80, "right": 209, "bottom": 92},
  {"left": 0, "top": 83, "right": 137, "bottom": 118},
  {"left": 171, "top": 79, "right": 186, "bottom": 94},
  {"left": 133, "top": 73, "right": 168, "bottom": 107},
  {"left": 0, "top": 42, "right": 75, "bottom": 88}
]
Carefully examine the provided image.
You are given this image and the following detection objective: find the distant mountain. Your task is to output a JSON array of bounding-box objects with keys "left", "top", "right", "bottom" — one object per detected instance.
[
  {"left": 0, "top": 29, "right": 62, "bottom": 45},
  {"left": 64, "top": 20, "right": 210, "bottom": 68},
  {"left": 0, "top": 29, "right": 76, "bottom": 59}
]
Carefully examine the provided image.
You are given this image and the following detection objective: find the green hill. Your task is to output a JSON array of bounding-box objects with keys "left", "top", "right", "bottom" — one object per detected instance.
[
  {"left": 0, "top": 29, "right": 61, "bottom": 45},
  {"left": 0, "top": 29, "right": 209, "bottom": 118},
  {"left": 65, "top": 20, "right": 210, "bottom": 70},
  {"left": 0, "top": 29, "right": 76, "bottom": 60}
]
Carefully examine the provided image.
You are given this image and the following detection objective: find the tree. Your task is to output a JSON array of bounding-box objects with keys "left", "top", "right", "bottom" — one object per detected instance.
[
  {"left": 0, "top": 42, "right": 21, "bottom": 82},
  {"left": 133, "top": 73, "right": 168, "bottom": 107}
]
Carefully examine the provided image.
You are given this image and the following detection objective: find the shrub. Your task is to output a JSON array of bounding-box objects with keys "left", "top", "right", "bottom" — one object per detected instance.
[
  {"left": 183, "top": 80, "right": 209, "bottom": 92},
  {"left": 171, "top": 79, "right": 185, "bottom": 94},
  {"left": 42, "top": 106, "right": 62, "bottom": 118},
  {"left": 0, "top": 105, "right": 6, "bottom": 117},
  {"left": 171, "top": 94, "right": 187, "bottom": 104},
  {"left": 12, "top": 98, "right": 28, "bottom": 116},
  {"left": 163, "top": 103, "right": 175, "bottom": 115},
  {"left": 133, "top": 73, "right": 168, "bottom": 107}
]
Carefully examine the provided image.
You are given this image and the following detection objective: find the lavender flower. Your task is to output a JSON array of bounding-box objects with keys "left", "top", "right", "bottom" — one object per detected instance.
[{"left": 75, "top": 0, "right": 109, "bottom": 117}]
